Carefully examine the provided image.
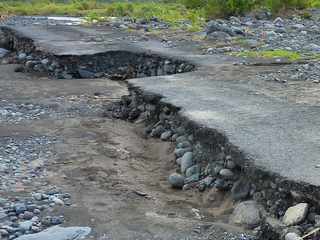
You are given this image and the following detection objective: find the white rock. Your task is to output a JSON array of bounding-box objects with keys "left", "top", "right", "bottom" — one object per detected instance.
[
  {"left": 15, "top": 226, "right": 91, "bottom": 240},
  {"left": 283, "top": 203, "right": 308, "bottom": 226},
  {"left": 50, "top": 196, "right": 64, "bottom": 206},
  {"left": 285, "top": 232, "right": 302, "bottom": 240},
  {"left": 230, "top": 201, "right": 261, "bottom": 228},
  {"left": 180, "top": 152, "right": 193, "bottom": 174}
]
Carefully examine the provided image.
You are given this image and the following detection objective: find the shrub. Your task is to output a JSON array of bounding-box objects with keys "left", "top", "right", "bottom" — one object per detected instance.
[{"left": 205, "top": 0, "right": 256, "bottom": 18}]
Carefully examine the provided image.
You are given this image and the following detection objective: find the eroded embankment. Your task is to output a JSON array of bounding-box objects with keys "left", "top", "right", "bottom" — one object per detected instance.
[{"left": 2, "top": 26, "right": 320, "bottom": 240}]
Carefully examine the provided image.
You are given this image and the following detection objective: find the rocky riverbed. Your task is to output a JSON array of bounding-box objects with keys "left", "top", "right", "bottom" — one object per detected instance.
[{"left": 1, "top": 12, "right": 320, "bottom": 240}]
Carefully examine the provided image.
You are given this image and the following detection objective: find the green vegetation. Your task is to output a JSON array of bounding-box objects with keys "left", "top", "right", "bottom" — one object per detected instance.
[
  {"left": 181, "top": 0, "right": 320, "bottom": 17},
  {"left": 1, "top": 0, "right": 320, "bottom": 31},
  {"left": 231, "top": 50, "right": 302, "bottom": 61},
  {"left": 0, "top": 0, "right": 205, "bottom": 31}
]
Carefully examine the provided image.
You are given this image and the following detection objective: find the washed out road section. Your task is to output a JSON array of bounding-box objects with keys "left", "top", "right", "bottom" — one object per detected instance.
[{"left": 2, "top": 23, "right": 320, "bottom": 187}]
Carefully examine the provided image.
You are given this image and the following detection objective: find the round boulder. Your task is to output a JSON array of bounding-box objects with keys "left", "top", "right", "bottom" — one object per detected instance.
[{"left": 168, "top": 173, "right": 185, "bottom": 189}]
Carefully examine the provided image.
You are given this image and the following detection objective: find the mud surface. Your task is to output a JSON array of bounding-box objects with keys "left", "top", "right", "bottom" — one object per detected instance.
[{"left": 0, "top": 64, "right": 253, "bottom": 239}]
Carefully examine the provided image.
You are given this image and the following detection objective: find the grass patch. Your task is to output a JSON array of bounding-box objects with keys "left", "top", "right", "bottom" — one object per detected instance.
[
  {"left": 0, "top": 0, "right": 206, "bottom": 32},
  {"left": 1, "top": 0, "right": 320, "bottom": 32},
  {"left": 231, "top": 50, "right": 303, "bottom": 61}
]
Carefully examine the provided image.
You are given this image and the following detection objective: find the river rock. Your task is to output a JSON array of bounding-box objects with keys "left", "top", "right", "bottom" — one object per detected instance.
[
  {"left": 168, "top": 173, "right": 185, "bottom": 189},
  {"left": 207, "top": 31, "right": 231, "bottom": 41},
  {"left": 285, "top": 232, "right": 302, "bottom": 240},
  {"left": 231, "top": 179, "right": 251, "bottom": 201},
  {"left": 175, "top": 135, "right": 188, "bottom": 144},
  {"left": 0, "top": 48, "right": 9, "bottom": 58},
  {"left": 230, "top": 201, "right": 261, "bottom": 228},
  {"left": 219, "top": 168, "right": 234, "bottom": 179},
  {"left": 283, "top": 203, "right": 308, "bottom": 226},
  {"left": 14, "top": 203, "right": 27, "bottom": 215},
  {"left": 206, "top": 21, "right": 235, "bottom": 36},
  {"left": 160, "top": 130, "right": 172, "bottom": 141},
  {"left": 19, "top": 221, "right": 33, "bottom": 231},
  {"left": 15, "top": 226, "right": 91, "bottom": 240},
  {"left": 78, "top": 69, "right": 95, "bottom": 78},
  {"left": 185, "top": 165, "right": 199, "bottom": 178},
  {"left": 181, "top": 152, "right": 193, "bottom": 174},
  {"left": 174, "top": 147, "right": 192, "bottom": 158},
  {"left": 184, "top": 173, "right": 199, "bottom": 184}
]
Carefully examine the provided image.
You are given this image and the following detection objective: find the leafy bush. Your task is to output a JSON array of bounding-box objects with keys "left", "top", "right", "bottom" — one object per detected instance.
[
  {"left": 205, "top": 0, "right": 256, "bottom": 18},
  {"left": 265, "top": 0, "right": 310, "bottom": 14}
]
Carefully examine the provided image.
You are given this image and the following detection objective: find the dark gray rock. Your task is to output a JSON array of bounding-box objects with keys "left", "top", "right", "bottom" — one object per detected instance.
[
  {"left": 231, "top": 179, "right": 251, "bottom": 201},
  {"left": 14, "top": 203, "right": 27, "bottom": 215},
  {"left": 150, "top": 125, "right": 165, "bottom": 138},
  {"left": 168, "top": 173, "right": 185, "bottom": 189},
  {"left": 78, "top": 69, "right": 96, "bottom": 79},
  {"left": 206, "top": 21, "right": 235, "bottom": 36}
]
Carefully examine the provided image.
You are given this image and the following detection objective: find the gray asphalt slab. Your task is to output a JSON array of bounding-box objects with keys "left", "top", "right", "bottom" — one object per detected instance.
[{"left": 3, "top": 24, "right": 320, "bottom": 186}]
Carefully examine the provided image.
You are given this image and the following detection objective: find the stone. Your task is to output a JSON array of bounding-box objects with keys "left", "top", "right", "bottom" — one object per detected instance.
[
  {"left": 273, "top": 17, "right": 284, "bottom": 27},
  {"left": 171, "top": 133, "right": 179, "bottom": 141},
  {"left": 175, "top": 135, "right": 188, "bottom": 144},
  {"left": 283, "top": 203, "right": 308, "bottom": 226},
  {"left": 0, "top": 210, "right": 7, "bottom": 220},
  {"left": 51, "top": 216, "right": 64, "bottom": 225},
  {"left": 231, "top": 179, "right": 251, "bottom": 201},
  {"left": 160, "top": 131, "right": 172, "bottom": 141},
  {"left": 206, "top": 31, "right": 231, "bottom": 41},
  {"left": 50, "top": 196, "right": 64, "bottom": 206},
  {"left": 226, "top": 160, "right": 236, "bottom": 169},
  {"left": 214, "top": 178, "right": 228, "bottom": 190},
  {"left": 0, "top": 48, "right": 9, "bottom": 58},
  {"left": 292, "top": 24, "right": 305, "bottom": 30},
  {"left": 19, "top": 221, "right": 33, "bottom": 231},
  {"left": 180, "top": 152, "right": 193, "bottom": 174},
  {"left": 201, "top": 176, "right": 214, "bottom": 187},
  {"left": 23, "top": 211, "right": 34, "bottom": 220},
  {"left": 32, "top": 193, "right": 42, "bottom": 201},
  {"left": 206, "top": 21, "right": 235, "bottom": 36},
  {"left": 168, "top": 173, "right": 185, "bottom": 189},
  {"left": 174, "top": 147, "right": 192, "bottom": 158},
  {"left": 285, "top": 232, "right": 302, "bottom": 240},
  {"left": 150, "top": 125, "right": 165, "bottom": 138},
  {"left": 15, "top": 226, "right": 91, "bottom": 240},
  {"left": 0, "top": 229, "right": 9, "bottom": 236},
  {"left": 314, "top": 214, "right": 320, "bottom": 227},
  {"left": 184, "top": 173, "right": 199, "bottom": 184},
  {"left": 18, "top": 53, "right": 27, "bottom": 61},
  {"left": 185, "top": 165, "right": 199, "bottom": 178},
  {"left": 176, "top": 157, "right": 182, "bottom": 165},
  {"left": 78, "top": 69, "right": 95, "bottom": 78},
  {"left": 230, "top": 201, "right": 261, "bottom": 228},
  {"left": 306, "top": 43, "right": 320, "bottom": 52},
  {"left": 219, "top": 168, "right": 234, "bottom": 179},
  {"left": 176, "top": 141, "right": 191, "bottom": 149},
  {"left": 14, "top": 203, "right": 27, "bottom": 215}
]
